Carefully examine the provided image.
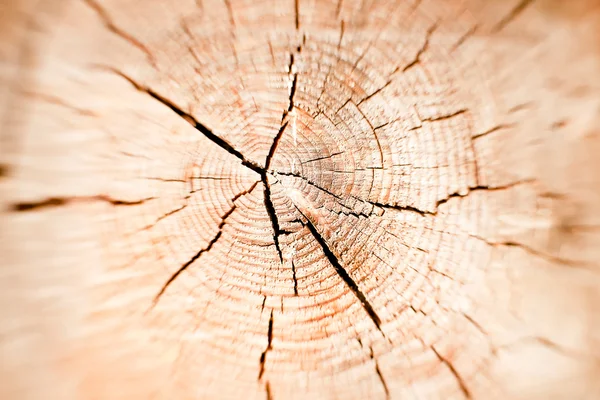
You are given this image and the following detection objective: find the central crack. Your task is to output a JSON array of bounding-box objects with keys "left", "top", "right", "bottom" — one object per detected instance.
[
  {"left": 114, "top": 66, "right": 384, "bottom": 333},
  {"left": 261, "top": 48, "right": 300, "bottom": 264}
]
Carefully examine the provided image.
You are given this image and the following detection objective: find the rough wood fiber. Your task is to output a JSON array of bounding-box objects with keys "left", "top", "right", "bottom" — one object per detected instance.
[{"left": 1, "top": 0, "right": 600, "bottom": 399}]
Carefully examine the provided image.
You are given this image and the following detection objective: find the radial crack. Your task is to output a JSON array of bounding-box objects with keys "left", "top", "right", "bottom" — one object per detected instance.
[
  {"left": 152, "top": 181, "right": 259, "bottom": 304},
  {"left": 431, "top": 346, "right": 471, "bottom": 398},
  {"left": 366, "top": 201, "right": 431, "bottom": 217},
  {"left": 435, "top": 180, "right": 533, "bottom": 210},
  {"left": 472, "top": 123, "right": 515, "bottom": 140},
  {"left": 262, "top": 176, "right": 284, "bottom": 263},
  {"left": 492, "top": 0, "right": 535, "bottom": 33},
  {"left": 451, "top": 24, "right": 478, "bottom": 52},
  {"left": 82, "top": 0, "right": 156, "bottom": 66},
  {"left": 301, "top": 151, "right": 344, "bottom": 164},
  {"left": 296, "top": 211, "right": 383, "bottom": 333},
  {"left": 137, "top": 204, "right": 188, "bottom": 232},
  {"left": 370, "top": 346, "right": 390, "bottom": 399},
  {"left": 10, "top": 195, "right": 156, "bottom": 212},
  {"left": 265, "top": 382, "right": 273, "bottom": 400},
  {"left": 106, "top": 68, "right": 263, "bottom": 175},
  {"left": 258, "top": 310, "right": 274, "bottom": 380},
  {"left": 291, "top": 260, "right": 298, "bottom": 295},
  {"left": 414, "top": 108, "right": 467, "bottom": 125},
  {"left": 402, "top": 22, "right": 437, "bottom": 72},
  {"left": 294, "top": 0, "right": 300, "bottom": 30},
  {"left": 275, "top": 171, "right": 343, "bottom": 200}
]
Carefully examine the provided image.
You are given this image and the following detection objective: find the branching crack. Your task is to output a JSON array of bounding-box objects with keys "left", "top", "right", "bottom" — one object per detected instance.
[
  {"left": 152, "top": 181, "right": 259, "bottom": 304},
  {"left": 262, "top": 177, "right": 284, "bottom": 263},
  {"left": 258, "top": 310, "right": 274, "bottom": 380},
  {"left": 10, "top": 195, "right": 156, "bottom": 212},
  {"left": 296, "top": 211, "right": 384, "bottom": 333},
  {"left": 431, "top": 346, "right": 471, "bottom": 398}
]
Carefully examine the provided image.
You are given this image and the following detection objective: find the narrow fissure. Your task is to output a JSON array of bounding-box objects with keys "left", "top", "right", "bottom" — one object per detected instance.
[
  {"left": 258, "top": 310, "right": 274, "bottom": 380},
  {"left": 402, "top": 22, "right": 437, "bottom": 72},
  {"left": 370, "top": 346, "right": 390, "bottom": 399},
  {"left": 108, "top": 68, "right": 263, "bottom": 175},
  {"left": 152, "top": 181, "right": 259, "bottom": 304},
  {"left": 275, "top": 171, "right": 343, "bottom": 200},
  {"left": 83, "top": 0, "right": 157, "bottom": 66},
  {"left": 492, "top": 0, "right": 535, "bottom": 33},
  {"left": 431, "top": 346, "right": 471, "bottom": 398},
  {"left": 291, "top": 260, "right": 298, "bottom": 295},
  {"left": 11, "top": 195, "right": 156, "bottom": 212},
  {"left": 297, "top": 213, "right": 383, "bottom": 333}
]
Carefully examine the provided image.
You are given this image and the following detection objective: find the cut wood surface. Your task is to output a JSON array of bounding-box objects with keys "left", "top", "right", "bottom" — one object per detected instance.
[{"left": 1, "top": 0, "right": 600, "bottom": 399}]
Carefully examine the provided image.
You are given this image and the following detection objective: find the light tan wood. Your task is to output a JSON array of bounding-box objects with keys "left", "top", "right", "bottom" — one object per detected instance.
[{"left": 1, "top": 0, "right": 600, "bottom": 399}]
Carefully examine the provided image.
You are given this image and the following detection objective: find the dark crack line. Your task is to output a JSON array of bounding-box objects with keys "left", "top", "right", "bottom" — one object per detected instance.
[
  {"left": 402, "top": 22, "right": 438, "bottom": 72},
  {"left": 275, "top": 171, "right": 343, "bottom": 200},
  {"left": 10, "top": 195, "right": 156, "bottom": 212},
  {"left": 82, "top": 0, "right": 157, "bottom": 66},
  {"left": 258, "top": 45, "right": 302, "bottom": 264},
  {"left": 355, "top": 102, "right": 384, "bottom": 168},
  {"left": 358, "top": 80, "right": 392, "bottom": 105},
  {"left": 294, "top": 0, "right": 300, "bottom": 30},
  {"left": 472, "top": 123, "right": 515, "bottom": 140},
  {"left": 360, "top": 21, "right": 437, "bottom": 106},
  {"left": 291, "top": 260, "right": 298, "bottom": 295},
  {"left": 265, "top": 382, "right": 273, "bottom": 400},
  {"left": 431, "top": 346, "right": 471, "bottom": 398},
  {"left": 262, "top": 176, "right": 284, "bottom": 263},
  {"left": 359, "top": 180, "right": 533, "bottom": 216},
  {"left": 435, "top": 181, "right": 533, "bottom": 210},
  {"left": 301, "top": 151, "right": 344, "bottom": 164},
  {"left": 106, "top": 68, "right": 263, "bottom": 175},
  {"left": 366, "top": 201, "right": 431, "bottom": 217},
  {"left": 258, "top": 310, "right": 274, "bottom": 380},
  {"left": 137, "top": 204, "right": 188, "bottom": 232},
  {"left": 451, "top": 24, "right": 478, "bottom": 52},
  {"left": 266, "top": 121, "right": 289, "bottom": 170},
  {"left": 469, "top": 233, "right": 588, "bottom": 269},
  {"left": 295, "top": 209, "right": 383, "bottom": 333},
  {"left": 413, "top": 108, "right": 467, "bottom": 126},
  {"left": 152, "top": 181, "right": 259, "bottom": 305},
  {"left": 332, "top": 201, "right": 377, "bottom": 219},
  {"left": 492, "top": 0, "right": 535, "bottom": 33},
  {"left": 370, "top": 347, "right": 390, "bottom": 399},
  {"left": 143, "top": 177, "right": 187, "bottom": 183}
]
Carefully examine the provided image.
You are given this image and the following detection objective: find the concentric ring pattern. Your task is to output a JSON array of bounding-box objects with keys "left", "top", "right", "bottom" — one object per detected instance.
[{"left": 2, "top": 0, "right": 600, "bottom": 399}]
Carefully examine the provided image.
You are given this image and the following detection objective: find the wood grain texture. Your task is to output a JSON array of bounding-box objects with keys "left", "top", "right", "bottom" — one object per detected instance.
[{"left": 1, "top": 0, "right": 600, "bottom": 399}]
